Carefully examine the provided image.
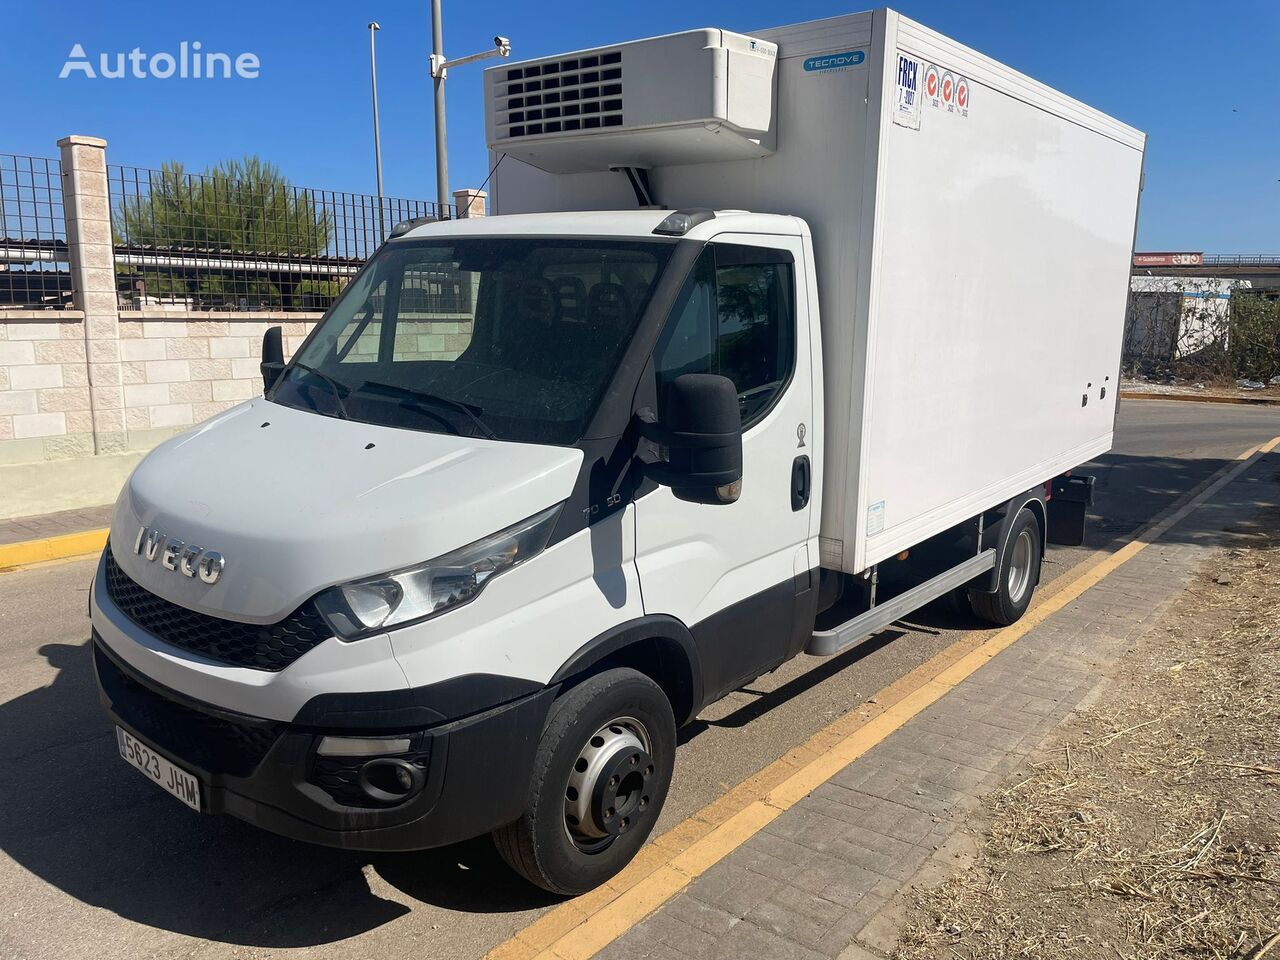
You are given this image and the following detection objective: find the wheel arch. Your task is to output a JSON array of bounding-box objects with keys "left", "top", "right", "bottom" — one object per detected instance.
[
  {"left": 974, "top": 488, "right": 1047, "bottom": 594},
  {"left": 1022, "top": 496, "right": 1048, "bottom": 552},
  {"left": 549, "top": 616, "right": 704, "bottom": 727}
]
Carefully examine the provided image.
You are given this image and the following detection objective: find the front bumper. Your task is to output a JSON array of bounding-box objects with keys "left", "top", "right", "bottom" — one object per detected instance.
[{"left": 93, "top": 635, "right": 555, "bottom": 851}]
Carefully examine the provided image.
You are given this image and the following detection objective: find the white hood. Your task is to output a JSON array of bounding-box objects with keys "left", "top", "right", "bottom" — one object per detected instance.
[{"left": 110, "top": 399, "right": 581, "bottom": 622}]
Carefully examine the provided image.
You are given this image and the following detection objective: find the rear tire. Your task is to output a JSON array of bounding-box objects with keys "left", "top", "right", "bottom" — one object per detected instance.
[
  {"left": 968, "top": 507, "right": 1041, "bottom": 625},
  {"left": 493, "top": 668, "right": 676, "bottom": 895}
]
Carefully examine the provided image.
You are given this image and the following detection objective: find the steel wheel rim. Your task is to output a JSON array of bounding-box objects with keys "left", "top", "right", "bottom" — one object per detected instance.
[
  {"left": 1007, "top": 527, "right": 1035, "bottom": 602},
  {"left": 563, "top": 716, "right": 653, "bottom": 853}
]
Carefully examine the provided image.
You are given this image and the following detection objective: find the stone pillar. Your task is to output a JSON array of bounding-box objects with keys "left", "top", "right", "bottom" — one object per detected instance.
[
  {"left": 452, "top": 188, "right": 487, "bottom": 219},
  {"left": 58, "top": 135, "right": 125, "bottom": 455}
]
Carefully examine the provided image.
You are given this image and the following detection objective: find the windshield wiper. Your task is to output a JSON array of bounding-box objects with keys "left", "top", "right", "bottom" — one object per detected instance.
[
  {"left": 355, "top": 381, "right": 497, "bottom": 440},
  {"left": 289, "top": 362, "right": 350, "bottom": 420}
]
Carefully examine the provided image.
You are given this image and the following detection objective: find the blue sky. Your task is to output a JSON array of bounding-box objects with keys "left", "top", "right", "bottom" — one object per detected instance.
[{"left": 2, "top": 0, "right": 1276, "bottom": 251}]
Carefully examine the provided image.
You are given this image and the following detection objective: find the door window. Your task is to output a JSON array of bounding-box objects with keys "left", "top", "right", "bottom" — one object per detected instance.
[{"left": 653, "top": 244, "right": 796, "bottom": 428}]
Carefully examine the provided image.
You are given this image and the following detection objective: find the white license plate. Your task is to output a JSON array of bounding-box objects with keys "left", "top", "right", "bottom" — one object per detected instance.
[{"left": 116, "top": 726, "right": 201, "bottom": 812}]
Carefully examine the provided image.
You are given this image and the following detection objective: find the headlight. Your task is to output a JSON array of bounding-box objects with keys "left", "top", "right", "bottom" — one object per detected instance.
[{"left": 315, "top": 503, "right": 561, "bottom": 639}]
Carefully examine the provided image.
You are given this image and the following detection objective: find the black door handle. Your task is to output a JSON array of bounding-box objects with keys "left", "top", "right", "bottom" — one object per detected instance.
[{"left": 791, "top": 455, "right": 811, "bottom": 511}]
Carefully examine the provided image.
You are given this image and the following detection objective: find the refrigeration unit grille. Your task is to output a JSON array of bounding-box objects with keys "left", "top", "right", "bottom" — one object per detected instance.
[{"left": 494, "top": 49, "right": 623, "bottom": 140}]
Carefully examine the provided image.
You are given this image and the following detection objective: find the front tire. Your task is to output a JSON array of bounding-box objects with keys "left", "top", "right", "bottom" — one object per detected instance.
[
  {"left": 968, "top": 506, "right": 1042, "bottom": 625},
  {"left": 493, "top": 668, "right": 676, "bottom": 895}
]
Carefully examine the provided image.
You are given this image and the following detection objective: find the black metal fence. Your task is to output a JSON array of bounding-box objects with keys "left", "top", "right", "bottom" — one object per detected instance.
[
  {"left": 0, "top": 154, "right": 70, "bottom": 310},
  {"left": 108, "top": 164, "right": 452, "bottom": 312}
]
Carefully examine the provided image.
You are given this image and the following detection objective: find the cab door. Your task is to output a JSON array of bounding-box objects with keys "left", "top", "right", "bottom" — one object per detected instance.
[{"left": 633, "top": 234, "right": 818, "bottom": 705}]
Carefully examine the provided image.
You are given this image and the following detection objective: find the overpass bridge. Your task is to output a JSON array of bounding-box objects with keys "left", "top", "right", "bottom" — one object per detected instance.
[{"left": 1133, "top": 254, "right": 1280, "bottom": 293}]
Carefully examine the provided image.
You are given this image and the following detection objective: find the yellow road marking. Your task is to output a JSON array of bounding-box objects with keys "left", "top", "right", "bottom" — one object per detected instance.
[
  {"left": 490, "top": 434, "right": 1280, "bottom": 960},
  {"left": 0, "top": 527, "right": 108, "bottom": 572}
]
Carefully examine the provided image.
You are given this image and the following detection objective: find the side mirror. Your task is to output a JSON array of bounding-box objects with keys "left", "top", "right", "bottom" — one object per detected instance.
[
  {"left": 261, "top": 326, "right": 285, "bottom": 393},
  {"left": 638, "top": 374, "right": 743, "bottom": 504}
]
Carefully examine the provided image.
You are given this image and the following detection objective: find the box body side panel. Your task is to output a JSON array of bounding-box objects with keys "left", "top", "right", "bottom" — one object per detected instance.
[{"left": 856, "top": 18, "right": 1144, "bottom": 566}]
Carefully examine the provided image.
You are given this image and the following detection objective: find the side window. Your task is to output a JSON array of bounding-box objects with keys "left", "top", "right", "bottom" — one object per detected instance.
[
  {"left": 653, "top": 248, "right": 715, "bottom": 395},
  {"left": 653, "top": 244, "right": 796, "bottom": 428},
  {"left": 715, "top": 253, "right": 795, "bottom": 424}
]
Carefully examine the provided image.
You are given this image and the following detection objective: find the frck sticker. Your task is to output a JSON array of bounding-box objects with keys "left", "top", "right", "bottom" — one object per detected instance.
[{"left": 891, "top": 53, "right": 921, "bottom": 130}]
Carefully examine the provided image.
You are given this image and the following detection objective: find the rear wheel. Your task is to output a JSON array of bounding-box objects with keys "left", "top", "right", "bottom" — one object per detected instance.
[
  {"left": 969, "top": 506, "right": 1041, "bottom": 625},
  {"left": 492, "top": 668, "right": 675, "bottom": 895}
]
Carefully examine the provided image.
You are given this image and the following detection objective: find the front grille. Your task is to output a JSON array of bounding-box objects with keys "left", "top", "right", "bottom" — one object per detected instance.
[
  {"left": 494, "top": 49, "right": 623, "bottom": 139},
  {"left": 94, "top": 640, "right": 283, "bottom": 777},
  {"left": 103, "top": 545, "right": 331, "bottom": 672}
]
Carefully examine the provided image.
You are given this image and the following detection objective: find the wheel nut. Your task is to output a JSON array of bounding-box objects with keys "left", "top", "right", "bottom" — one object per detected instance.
[{"left": 608, "top": 775, "right": 619, "bottom": 788}]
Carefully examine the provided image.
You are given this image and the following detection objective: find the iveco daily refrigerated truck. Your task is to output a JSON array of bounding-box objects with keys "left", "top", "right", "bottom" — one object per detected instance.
[{"left": 91, "top": 9, "right": 1145, "bottom": 893}]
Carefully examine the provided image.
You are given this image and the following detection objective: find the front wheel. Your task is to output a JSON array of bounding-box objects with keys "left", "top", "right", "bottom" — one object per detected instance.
[
  {"left": 492, "top": 668, "right": 676, "bottom": 895},
  {"left": 968, "top": 506, "right": 1042, "bottom": 625}
]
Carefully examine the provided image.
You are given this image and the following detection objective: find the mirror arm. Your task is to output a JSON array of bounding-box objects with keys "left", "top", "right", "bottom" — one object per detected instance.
[
  {"left": 260, "top": 361, "right": 286, "bottom": 394},
  {"left": 635, "top": 406, "right": 679, "bottom": 447}
]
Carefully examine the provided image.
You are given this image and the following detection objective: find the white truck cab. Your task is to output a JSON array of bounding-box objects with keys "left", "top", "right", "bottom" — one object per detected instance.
[{"left": 91, "top": 9, "right": 1143, "bottom": 894}]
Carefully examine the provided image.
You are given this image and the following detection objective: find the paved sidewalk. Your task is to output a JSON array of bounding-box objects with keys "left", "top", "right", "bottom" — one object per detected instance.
[
  {"left": 597, "top": 452, "right": 1280, "bottom": 960},
  {"left": 0, "top": 504, "right": 112, "bottom": 547}
]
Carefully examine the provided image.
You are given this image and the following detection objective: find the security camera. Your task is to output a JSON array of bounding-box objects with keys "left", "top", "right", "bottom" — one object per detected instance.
[{"left": 494, "top": 36, "right": 511, "bottom": 56}]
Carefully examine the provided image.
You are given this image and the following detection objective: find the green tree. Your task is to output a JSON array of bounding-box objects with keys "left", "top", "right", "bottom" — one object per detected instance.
[
  {"left": 1229, "top": 293, "right": 1280, "bottom": 383},
  {"left": 114, "top": 155, "right": 333, "bottom": 307}
]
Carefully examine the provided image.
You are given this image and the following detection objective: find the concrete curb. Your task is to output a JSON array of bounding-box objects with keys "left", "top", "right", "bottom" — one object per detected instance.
[
  {"left": 0, "top": 528, "right": 108, "bottom": 572},
  {"left": 1121, "top": 390, "right": 1280, "bottom": 406}
]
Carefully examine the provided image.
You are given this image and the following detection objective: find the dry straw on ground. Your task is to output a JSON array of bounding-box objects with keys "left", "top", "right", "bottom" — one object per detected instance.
[{"left": 896, "top": 533, "right": 1280, "bottom": 959}]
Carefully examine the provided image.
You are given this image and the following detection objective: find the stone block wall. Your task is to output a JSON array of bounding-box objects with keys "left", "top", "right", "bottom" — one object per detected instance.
[
  {"left": 0, "top": 310, "right": 319, "bottom": 464},
  {"left": 0, "top": 312, "right": 93, "bottom": 461},
  {"left": 115, "top": 312, "right": 318, "bottom": 445}
]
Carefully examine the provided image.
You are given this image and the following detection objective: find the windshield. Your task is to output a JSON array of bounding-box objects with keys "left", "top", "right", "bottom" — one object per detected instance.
[{"left": 271, "top": 237, "right": 674, "bottom": 444}]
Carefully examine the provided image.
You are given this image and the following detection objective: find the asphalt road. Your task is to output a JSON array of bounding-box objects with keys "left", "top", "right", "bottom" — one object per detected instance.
[{"left": 2, "top": 399, "right": 1278, "bottom": 960}]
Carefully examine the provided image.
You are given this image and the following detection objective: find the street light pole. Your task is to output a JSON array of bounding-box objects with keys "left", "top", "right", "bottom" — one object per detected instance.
[
  {"left": 429, "top": 0, "right": 449, "bottom": 216},
  {"left": 427, "top": 2, "right": 511, "bottom": 220},
  {"left": 368, "top": 22, "right": 385, "bottom": 220}
]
